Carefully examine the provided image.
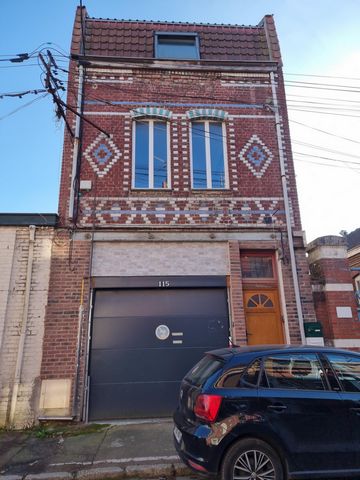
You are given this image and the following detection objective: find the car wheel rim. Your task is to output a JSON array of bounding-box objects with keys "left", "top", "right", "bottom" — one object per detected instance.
[{"left": 233, "top": 449, "right": 275, "bottom": 480}]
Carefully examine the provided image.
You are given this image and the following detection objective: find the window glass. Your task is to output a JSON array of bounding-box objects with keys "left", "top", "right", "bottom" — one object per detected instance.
[
  {"left": 191, "top": 122, "right": 207, "bottom": 188},
  {"left": 240, "top": 359, "right": 261, "bottom": 387},
  {"left": 327, "top": 354, "right": 360, "bottom": 392},
  {"left": 355, "top": 276, "right": 360, "bottom": 307},
  {"left": 246, "top": 294, "right": 274, "bottom": 309},
  {"left": 135, "top": 121, "right": 149, "bottom": 188},
  {"left": 216, "top": 366, "right": 246, "bottom": 388},
  {"left": 216, "top": 360, "right": 261, "bottom": 389},
  {"left": 241, "top": 255, "right": 274, "bottom": 279},
  {"left": 156, "top": 34, "right": 199, "bottom": 59},
  {"left": 209, "top": 122, "right": 225, "bottom": 188},
  {"left": 185, "top": 355, "right": 224, "bottom": 387},
  {"left": 134, "top": 120, "right": 168, "bottom": 189},
  {"left": 153, "top": 121, "right": 167, "bottom": 188},
  {"left": 264, "top": 354, "right": 325, "bottom": 391},
  {"left": 191, "top": 121, "right": 227, "bottom": 189}
]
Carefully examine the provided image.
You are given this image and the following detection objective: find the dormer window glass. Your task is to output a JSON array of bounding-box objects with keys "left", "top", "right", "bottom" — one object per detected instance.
[{"left": 155, "top": 33, "right": 199, "bottom": 60}]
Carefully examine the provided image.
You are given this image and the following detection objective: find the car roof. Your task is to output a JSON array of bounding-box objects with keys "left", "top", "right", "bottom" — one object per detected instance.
[{"left": 207, "top": 344, "right": 360, "bottom": 359}]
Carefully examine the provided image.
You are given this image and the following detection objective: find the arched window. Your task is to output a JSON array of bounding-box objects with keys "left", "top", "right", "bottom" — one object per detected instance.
[
  {"left": 188, "top": 109, "right": 228, "bottom": 189},
  {"left": 132, "top": 108, "right": 171, "bottom": 189},
  {"left": 247, "top": 294, "right": 274, "bottom": 308}
]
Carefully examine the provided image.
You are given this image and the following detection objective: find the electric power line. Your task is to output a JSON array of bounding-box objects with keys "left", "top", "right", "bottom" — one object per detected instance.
[
  {"left": 0, "top": 94, "right": 48, "bottom": 121},
  {"left": 289, "top": 119, "right": 360, "bottom": 145}
]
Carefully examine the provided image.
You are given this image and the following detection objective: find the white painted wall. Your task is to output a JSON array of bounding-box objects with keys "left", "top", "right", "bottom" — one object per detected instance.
[{"left": 0, "top": 227, "right": 53, "bottom": 428}]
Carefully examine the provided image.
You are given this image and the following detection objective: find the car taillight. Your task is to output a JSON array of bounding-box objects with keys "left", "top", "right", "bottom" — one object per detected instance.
[
  {"left": 194, "top": 394, "right": 222, "bottom": 422},
  {"left": 188, "top": 459, "right": 208, "bottom": 472}
]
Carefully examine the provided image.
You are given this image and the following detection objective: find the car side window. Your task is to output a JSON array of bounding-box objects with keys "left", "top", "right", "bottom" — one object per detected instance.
[
  {"left": 326, "top": 353, "right": 360, "bottom": 393},
  {"left": 216, "top": 366, "right": 246, "bottom": 388},
  {"left": 216, "top": 359, "right": 261, "bottom": 388},
  {"left": 264, "top": 354, "right": 326, "bottom": 391},
  {"left": 240, "top": 359, "right": 261, "bottom": 387}
]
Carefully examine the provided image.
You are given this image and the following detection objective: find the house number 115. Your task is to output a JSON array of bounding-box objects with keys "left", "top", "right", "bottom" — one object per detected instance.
[{"left": 158, "top": 280, "right": 170, "bottom": 287}]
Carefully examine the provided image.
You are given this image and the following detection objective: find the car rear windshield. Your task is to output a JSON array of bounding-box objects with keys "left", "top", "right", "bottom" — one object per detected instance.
[{"left": 184, "top": 355, "right": 224, "bottom": 387}]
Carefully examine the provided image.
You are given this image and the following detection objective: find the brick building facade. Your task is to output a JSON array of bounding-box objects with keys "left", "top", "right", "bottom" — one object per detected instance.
[
  {"left": 0, "top": 214, "right": 56, "bottom": 428},
  {"left": 39, "top": 7, "right": 316, "bottom": 421},
  {"left": 307, "top": 235, "right": 360, "bottom": 351},
  {"left": 347, "top": 228, "right": 360, "bottom": 320}
]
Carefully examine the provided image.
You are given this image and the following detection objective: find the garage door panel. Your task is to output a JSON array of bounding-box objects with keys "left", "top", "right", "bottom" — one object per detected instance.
[
  {"left": 90, "top": 347, "right": 213, "bottom": 384},
  {"left": 93, "top": 289, "right": 228, "bottom": 318},
  {"left": 91, "top": 315, "right": 228, "bottom": 349},
  {"left": 89, "top": 381, "right": 180, "bottom": 420},
  {"left": 89, "top": 286, "right": 229, "bottom": 419}
]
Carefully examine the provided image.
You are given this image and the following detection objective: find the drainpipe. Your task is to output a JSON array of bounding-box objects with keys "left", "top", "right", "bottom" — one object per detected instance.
[
  {"left": 68, "top": 64, "right": 84, "bottom": 221},
  {"left": 270, "top": 71, "right": 306, "bottom": 344},
  {"left": 8, "top": 225, "right": 36, "bottom": 426},
  {"left": 72, "top": 278, "right": 85, "bottom": 418}
]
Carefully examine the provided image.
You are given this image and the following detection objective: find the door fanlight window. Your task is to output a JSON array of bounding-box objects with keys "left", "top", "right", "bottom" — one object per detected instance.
[{"left": 247, "top": 294, "right": 274, "bottom": 308}]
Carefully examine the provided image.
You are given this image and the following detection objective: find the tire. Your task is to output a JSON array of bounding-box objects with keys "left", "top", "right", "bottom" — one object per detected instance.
[{"left": 221, "top": 438, "right": 284, "bottom": 480}]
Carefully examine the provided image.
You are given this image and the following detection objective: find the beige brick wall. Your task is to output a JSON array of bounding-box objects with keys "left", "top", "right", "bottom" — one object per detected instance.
[
  {"left": 92, "top": 241, "right": 229, "bottom": 276},
  {"left": 0, "top": 226, "right": 53, "bottom": 428}
]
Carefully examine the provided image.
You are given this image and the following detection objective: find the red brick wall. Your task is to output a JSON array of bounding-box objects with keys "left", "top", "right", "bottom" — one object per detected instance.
[
  {"left": 308, "top": 237, "right": 360, "bottom": 344},
  {"left": 56, "top": 65, "right": 302, "bottom": 232},
  {"left": 228, "top": 241, "right": 246, "bottom": 345},
  {"left": 41, "top": 230, "right": 91, "bottom": 415},
  {"left": 228, "top": 240, "right": 314, "bottom": 345}
]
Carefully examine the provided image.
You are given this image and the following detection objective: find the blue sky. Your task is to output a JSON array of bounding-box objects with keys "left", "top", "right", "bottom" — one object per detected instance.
[{"left": 1, "top": 0, "right": 359, "bottom": 241}]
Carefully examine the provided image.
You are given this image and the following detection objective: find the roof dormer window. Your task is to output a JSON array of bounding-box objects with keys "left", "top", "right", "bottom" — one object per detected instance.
[{"left": 155, "top": 32, "right": 199, "bottom": 60}]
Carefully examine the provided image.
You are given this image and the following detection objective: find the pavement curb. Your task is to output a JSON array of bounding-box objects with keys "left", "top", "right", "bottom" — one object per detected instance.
[{"left": 0, "top": 462, "right": 193, "bottom": 480}]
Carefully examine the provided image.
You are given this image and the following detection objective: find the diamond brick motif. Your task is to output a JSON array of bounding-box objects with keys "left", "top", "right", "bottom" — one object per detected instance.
[
  {"left": 84, "top": 133, "right": 121, "bottom": 177},
  {"left": 239, "top": 134, "right": 274, "bottom": 178}
]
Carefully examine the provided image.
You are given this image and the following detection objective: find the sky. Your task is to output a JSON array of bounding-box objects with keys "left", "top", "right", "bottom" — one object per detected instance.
[{"left": 1, "top": 0, "right": 359, "bottom": 242}]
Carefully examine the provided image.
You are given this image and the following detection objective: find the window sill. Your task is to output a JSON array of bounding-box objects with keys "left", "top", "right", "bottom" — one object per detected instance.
[{"left": 131, "top": 188, "right": 172, "bottom": 192}]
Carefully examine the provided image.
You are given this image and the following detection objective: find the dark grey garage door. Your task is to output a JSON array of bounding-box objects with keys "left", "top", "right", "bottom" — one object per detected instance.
[{"left": 88, "top": 287, "right": 229, "bottom": 420}]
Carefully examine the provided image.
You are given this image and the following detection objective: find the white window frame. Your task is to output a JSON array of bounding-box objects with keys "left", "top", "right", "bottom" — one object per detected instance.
[
  {"left": 132, "top": 119, "right": 171, "bottom": 189},
  {"left": 355, "top": 274, "right": 360, "bottom": 306},
  {"left": 190, "top": 120, "right": 229, "bottom": 190}
]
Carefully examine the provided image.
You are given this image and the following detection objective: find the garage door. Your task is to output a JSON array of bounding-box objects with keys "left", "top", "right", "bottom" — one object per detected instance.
[{"left": 88, "top": 287, "right": 229, "bottom": 420}]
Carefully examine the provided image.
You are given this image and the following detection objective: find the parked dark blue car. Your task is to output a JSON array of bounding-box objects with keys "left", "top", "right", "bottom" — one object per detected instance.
[{"left": 173, "top": 345, "right": 360, "bottom": 480}]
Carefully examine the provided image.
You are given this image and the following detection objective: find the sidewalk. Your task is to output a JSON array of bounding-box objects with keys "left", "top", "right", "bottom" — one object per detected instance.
[{"left": 0, "top": 419, "right": 197, "bottom": 479}]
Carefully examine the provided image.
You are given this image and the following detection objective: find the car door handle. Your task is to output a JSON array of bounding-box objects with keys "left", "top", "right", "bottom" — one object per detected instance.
[
  {"left": 349, "top": 407, "right": 360, "bottom": 415},
  {"left": 267, "top": 404, "right": 287, "bottom": 413}
]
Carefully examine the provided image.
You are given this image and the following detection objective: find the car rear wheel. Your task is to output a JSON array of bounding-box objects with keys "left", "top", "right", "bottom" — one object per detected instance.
[{"left": 221, "top": 438, "right": 284, "bottom": 480}]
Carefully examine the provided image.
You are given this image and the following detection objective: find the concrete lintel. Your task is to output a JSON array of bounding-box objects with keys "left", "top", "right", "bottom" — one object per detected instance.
[
  {"left": 307, "top": 245, "right": 347, "bottom": 263},
  {"left": 313, "top": 283, "right": 354, "bottom": 292},
  {"left": 73, "top": 230, "right": 279, "bottom": 243},
  {"left": 332, "top": 339, "right": 360, "bottom": 348}
]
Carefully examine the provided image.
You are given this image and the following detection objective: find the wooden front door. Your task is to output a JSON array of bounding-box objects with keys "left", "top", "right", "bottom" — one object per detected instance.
[{"left": 244, "top": 289, "right": 284, "bottom": 345}]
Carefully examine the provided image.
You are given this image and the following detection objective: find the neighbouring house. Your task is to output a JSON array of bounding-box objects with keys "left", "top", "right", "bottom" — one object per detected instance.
[
  {"left": 347, "top": 228, "right": 360, "bottom": 320},
  {"left": 38, "top": 6, "right": 317, "bottom": 423},
  {"left": 307, "top": 235, "right": 360, "bottom": 351},
  {"left": 0, "top": 214, "right": 57, "bottom": 428}
]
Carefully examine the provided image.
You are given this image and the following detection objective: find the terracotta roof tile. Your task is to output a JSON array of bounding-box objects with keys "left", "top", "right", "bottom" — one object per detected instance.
[{"left": 78, "top": 14, "right": 280, "bottom": 62}]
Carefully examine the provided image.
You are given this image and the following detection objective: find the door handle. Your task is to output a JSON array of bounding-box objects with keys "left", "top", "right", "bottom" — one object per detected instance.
[
  {"left": 267, "top": 404, "right": 287, "bottom": 413},
  {"left": 349, "top": 407, "right": 360, "bottom": 415}
]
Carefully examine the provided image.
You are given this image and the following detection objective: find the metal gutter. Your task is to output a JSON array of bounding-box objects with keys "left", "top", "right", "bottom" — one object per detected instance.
[
  {"left": 270, "top": 71, "right": 306, "bottom": 344},
  {"left": 0, "top": 213, "right": 58, "bottom": 226},
  {"left": 68, "top": 64, "right": 84, "bottom": 221}
]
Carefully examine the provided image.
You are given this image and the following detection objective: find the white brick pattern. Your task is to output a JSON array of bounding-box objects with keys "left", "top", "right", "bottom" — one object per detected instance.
[{"left": 79, "top": 197, "right": 285, "bottom": 227}]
